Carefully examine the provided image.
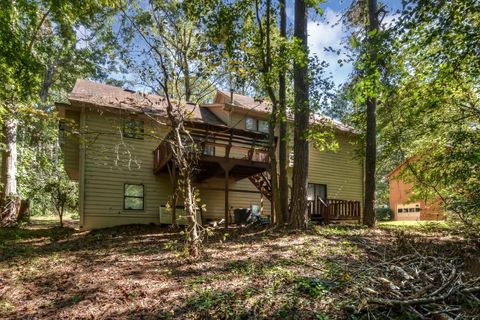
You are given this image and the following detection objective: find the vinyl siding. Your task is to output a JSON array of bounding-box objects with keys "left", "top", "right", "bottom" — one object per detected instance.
[
  {"left": 308, "top": 133, "right": 363, "bottom": 203},
  {"left": 197, "top": 178, "right": 271, "bottom": 221},
  {"left": 82, "top": 109, "right": 171, "bottom": 229},
  {"left": 78, "top": 108, "right": 362, "bottom": 229},
  {"left": 81, "top": 109, "right": 272, "bottom": 229}
]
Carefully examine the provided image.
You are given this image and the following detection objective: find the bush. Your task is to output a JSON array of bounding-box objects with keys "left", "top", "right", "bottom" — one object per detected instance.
[{"left": 376, "top": 207, "right": 392, "bottom": 221}]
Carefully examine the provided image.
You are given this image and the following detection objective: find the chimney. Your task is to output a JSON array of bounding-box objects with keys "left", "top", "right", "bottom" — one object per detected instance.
[{"left": 230, "top": 89, "right": 234, "bottom": 104}]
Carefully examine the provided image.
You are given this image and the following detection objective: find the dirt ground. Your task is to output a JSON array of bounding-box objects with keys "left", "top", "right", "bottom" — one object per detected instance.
[{"left": 0, "top": 220, "right": 479, "bottom": 319}]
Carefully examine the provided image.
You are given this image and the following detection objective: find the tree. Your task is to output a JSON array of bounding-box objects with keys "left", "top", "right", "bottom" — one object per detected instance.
[
  {"left": 362, "top": 0, "right": 379, "bottom": 227},
  {"left": 289, "top": 0, "right": 309, "bottom": 229},
  {"left": 278, "top": 0, "right": 289, "bottom": 224},
  {"left": 116, "top": 0, "right": 230, "bottom": 255},
  {"left": 45, "top": 172, "right": 78, "bottom": 227},
  {"left": 378, "top": 0, "right": 480, "bottom": 235},
  {"left": 205, "top": 0, "right": 293, "bottom": 225},
  {"left": 344, "top": 0, "right": 384, "bottom": 228},
  {"left": 250, "top": 0, "right": 282, "bottom": 223},
  {"left": 0, "top": 0, "right": 117, "bottom": 226}
]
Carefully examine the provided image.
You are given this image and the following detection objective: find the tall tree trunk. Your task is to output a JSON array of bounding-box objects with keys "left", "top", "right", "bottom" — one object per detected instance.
[
  {"left": 362, "top": 0, "right": 378, "bottom": 228},
  {"left": 0, "top": 114, "right": 19, "bottom": 226},
  {"left": 289, "top": 0, "right": 309, "bottom": 229},
  {"left": 263, "top": 0, "right": 282, "bottom": 224},
  {"left": 269, "top": 112, "right": 281, "bottom": 224},
  {"left": 278, "top": 0, "right": 289, "bottom": 224},
  {"left": 183, "top": 55, "right": 191, "bottom": 102}
]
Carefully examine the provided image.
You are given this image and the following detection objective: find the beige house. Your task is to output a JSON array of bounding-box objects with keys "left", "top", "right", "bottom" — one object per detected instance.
[{"left": 58, "top": 79, "right": 364, "bottom": 230}]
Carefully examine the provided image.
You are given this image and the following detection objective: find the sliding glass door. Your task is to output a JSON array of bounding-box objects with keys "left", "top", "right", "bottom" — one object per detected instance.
[{"left": 307, "top": 183, "right": 327, "bottom": 216}]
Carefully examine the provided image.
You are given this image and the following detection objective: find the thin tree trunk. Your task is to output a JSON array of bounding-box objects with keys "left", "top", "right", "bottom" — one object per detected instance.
[
  {"left": 172, "top": 122, "right": 200, "bottom": 256},
  {"left": 363, "top": 0, "right": 378, "bottom": 228},
  {"left": 59, "top": 206, "right": 64, "bottom": 227},
  {"left": 170, "top": 168, "right": 179, "bottom": 226},
  {"left": 183, "top": 170, "right": 199, "bottom": 256},
  {"left": 183, "top": 55, "right": 191, "bottom": 102},
  {"left": 289, "top": 0, "right": 309, "bottom": 229},
  {"left": 39, "top": 61, "right": 58, "bottom": 102},
  {"left": 0, "top": 114, "right": 19, "bottom": 226},
  {"left": 278, "top": 0, "right": 289, "bottom": 224}
]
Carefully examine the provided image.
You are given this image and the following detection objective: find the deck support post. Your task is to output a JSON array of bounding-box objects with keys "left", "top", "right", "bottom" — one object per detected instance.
[
  {"left": 224, "top": 168, "right": 229, "bottom": 229},
  {"left": 325, "top": 199, "right": 330, "bottom": 225}
]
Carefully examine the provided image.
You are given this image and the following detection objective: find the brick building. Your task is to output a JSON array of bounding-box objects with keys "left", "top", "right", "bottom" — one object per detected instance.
[{"left": 387, "top": 160, "right": 445, "bottom": 221}]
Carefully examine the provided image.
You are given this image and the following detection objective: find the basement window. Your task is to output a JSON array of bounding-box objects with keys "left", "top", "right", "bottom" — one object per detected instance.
[
  {"left": 124, "top": 184, "right": 144, "bottom": 210},
  {"left": 123, "top": 119, "right": 144, "bottom": 139}
]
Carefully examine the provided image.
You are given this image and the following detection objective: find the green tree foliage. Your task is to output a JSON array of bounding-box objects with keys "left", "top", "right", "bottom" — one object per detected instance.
[
  {"left": 44, "top": 172, "right": 78, "bottom": 227},
  {"left": 0, "top": 0, "right": 117, "bottom": 225},
  {"left": 116, "top": 0, "right": 228, "bottom": 103},
  {"left": 378, "top": 0, "right": 480, "bottom": 233}
]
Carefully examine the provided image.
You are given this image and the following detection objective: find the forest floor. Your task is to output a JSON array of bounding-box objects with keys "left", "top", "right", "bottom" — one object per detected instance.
[{"left": 0, "top": 219, "right": 479, "bottom": 319}]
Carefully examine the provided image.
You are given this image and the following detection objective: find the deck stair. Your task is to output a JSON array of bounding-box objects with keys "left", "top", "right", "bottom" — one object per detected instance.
[{"left": 248, "top": 171, "right": 272, "bottom": 201}]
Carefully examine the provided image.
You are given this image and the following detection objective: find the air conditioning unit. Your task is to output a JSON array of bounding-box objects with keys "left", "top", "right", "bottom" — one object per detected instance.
[{"left": 159, "top": 205, "right": 202, "bottom": 225}]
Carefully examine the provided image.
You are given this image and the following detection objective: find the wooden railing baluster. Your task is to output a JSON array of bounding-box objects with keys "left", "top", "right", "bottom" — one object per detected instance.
[{"left": 307, "top": 198, "right": 361, "bottom": 224}]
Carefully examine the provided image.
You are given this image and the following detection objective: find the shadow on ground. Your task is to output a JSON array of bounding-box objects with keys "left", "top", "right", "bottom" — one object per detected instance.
[{"left": 0, "top": 222, "right": 478, "bottom": 319}]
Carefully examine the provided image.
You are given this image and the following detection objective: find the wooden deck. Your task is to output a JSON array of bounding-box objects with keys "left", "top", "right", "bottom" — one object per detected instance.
[
  {"left": 153, "top": 125, "right": 271, "bottom": 181},
  {"left": 308, "top": 198, "right": 361, "bottom": 223},
  {"left": 153, "top": 124, "right": 273, "bottom": 228}
]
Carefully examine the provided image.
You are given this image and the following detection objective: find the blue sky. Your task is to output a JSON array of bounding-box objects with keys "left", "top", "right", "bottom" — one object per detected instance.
[
  {"left": 108, "top": 0, "right": 403, "bottom": 92},
  {"left": 307, "top": 0, "right": 402, "bottom": 86}
]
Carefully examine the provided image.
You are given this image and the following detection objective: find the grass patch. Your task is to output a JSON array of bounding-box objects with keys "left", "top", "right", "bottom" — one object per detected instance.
[
  {"left": 294, "top": 276, "right": 336, "bottom": 298},
  {"left": 378, "top": 220, "right": 452, "bottom": 233},
  {"left": 0, "top": 227, "right": 75, "bottom": 243}
]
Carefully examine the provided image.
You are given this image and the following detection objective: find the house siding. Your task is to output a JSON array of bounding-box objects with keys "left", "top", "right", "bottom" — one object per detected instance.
[
  {"left": 308, "top": 133, "right": 364, "bottom": 211},
  {"left": 79, "top": 109, "right": 272, "bottom": 229},
  {"left": 73, "top": 108, "right": 363, "bottom": 230},
  {"left": 81, "top": 109, "right": 171, "bottom": 229}
]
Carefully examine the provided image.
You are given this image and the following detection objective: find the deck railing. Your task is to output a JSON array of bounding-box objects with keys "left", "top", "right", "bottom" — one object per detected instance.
[
  {"left": 308, "top": 198, "right": 361, "bottom": 223},
  {"left": 153, "top": 141, "right": 173, "bottom": 173},
  {"left": 153, "top": 127, "right": 271, "bottom": 173}
]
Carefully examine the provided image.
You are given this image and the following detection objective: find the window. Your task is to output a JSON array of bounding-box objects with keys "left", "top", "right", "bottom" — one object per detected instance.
[
  {"left": 398, "top": 208, "right": 403, "bottom": 213},
  {"left": 203, "top": 137, "right": 215, "bottom": 156},
  {"left": 124, "top": 184, "right": 144, "bottom": 210},
  {"left": 415, "top": 207, "right": 421, "bottom": 212},
  {"left": 123, "top": 119, "right": 144, "bottom": 139},
  {"left": 246, "top": 117, "right": 269, "bottom": 133},
  {"left": 258, "top": 120, "right": 269, "bottom": 133},
  {"left": 307, "top": 183, "right": 327, "bottom": 201},
  {"left": 245, "top": 117, "right": 257, "bottom": 131}
]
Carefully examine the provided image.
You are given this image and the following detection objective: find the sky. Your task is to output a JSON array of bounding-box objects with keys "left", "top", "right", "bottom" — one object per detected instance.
[
  {"left": 306, "top": 0, "right": 402, "bottom": 86},
  {"left": 107, "top": 0, "right": 403, "bottom": 92}
]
